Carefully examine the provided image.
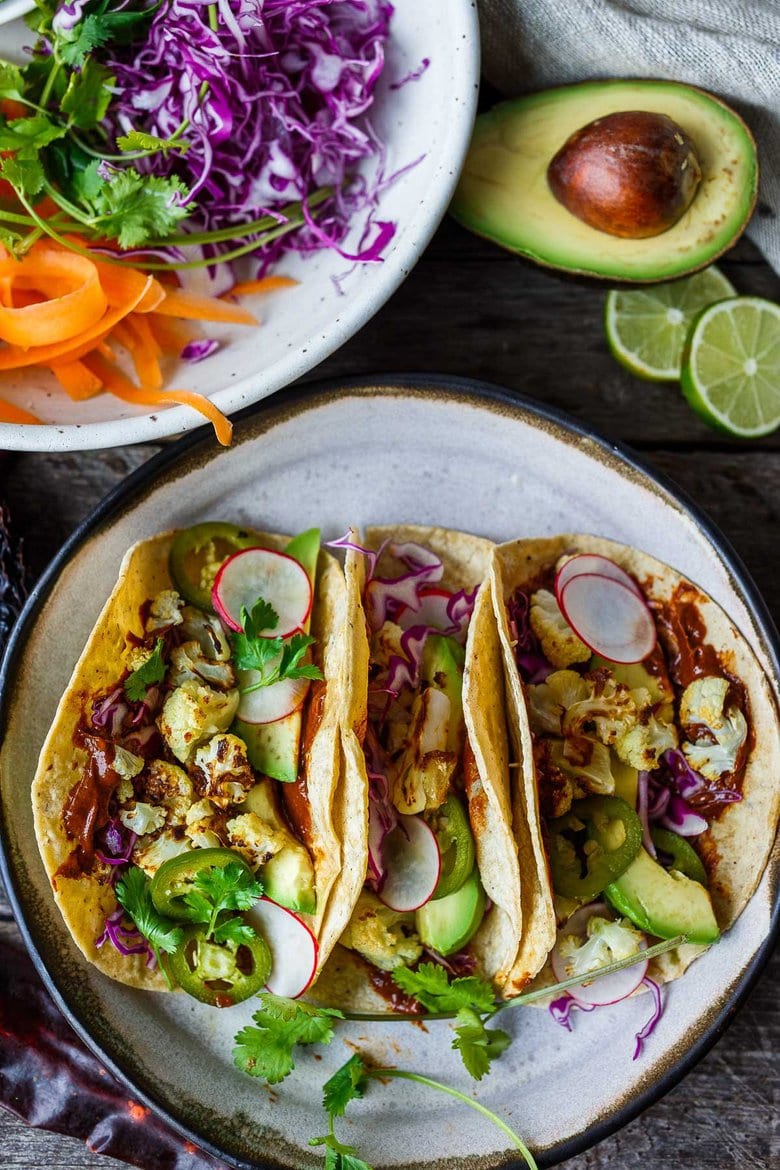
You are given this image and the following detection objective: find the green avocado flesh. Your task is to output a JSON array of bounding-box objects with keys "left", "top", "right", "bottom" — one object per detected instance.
[
  {"left": 416, "top": 869, "right": 486, "bottom": 956},
  {"left": 605, "top": 847, "right": 719, "bottom": 944},
  {"left": 421, "top": 634, "right": 465, "bottom": 752},
  {"left": 451, "top": 80, "right": 758, "bottom": 282}
]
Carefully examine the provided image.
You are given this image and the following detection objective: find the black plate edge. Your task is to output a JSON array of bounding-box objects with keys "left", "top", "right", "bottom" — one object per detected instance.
[{"left": 0, "top": 370, "right": 778, "bottom": 1170}]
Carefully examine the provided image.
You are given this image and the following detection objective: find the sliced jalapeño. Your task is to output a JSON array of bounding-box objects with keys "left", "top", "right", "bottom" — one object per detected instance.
[
  {"left": 169, "top": 522, "right": 258, "bottom": 610},
  {"left": 549, "top": 794, "right": 642, "bottom": 901},
  {"left": 168, "top": 925, "right": 271, "bottom": 1007},
  {"left": 150, "top": 847, "right": 254, "bottom": 921}
]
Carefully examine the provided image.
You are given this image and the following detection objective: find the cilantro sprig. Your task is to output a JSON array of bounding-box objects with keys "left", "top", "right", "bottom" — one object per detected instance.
[
  {"left": 180, "top": 860, "right": 264, "bottom": 944},
  {"left": 233, "top": 994, "right": 344, "bottom": 1085},
  {"left": 232, "top": 597, "right": 323, "bottom": 694},
  {"left": 114, "top": 866, "right": 183, "bottom": 980},
  {"left": 124, "top": 638, "right": 167, "bottom": 702}
]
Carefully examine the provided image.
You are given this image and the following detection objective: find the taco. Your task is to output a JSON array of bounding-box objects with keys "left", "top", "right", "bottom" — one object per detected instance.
[
  {"left": 312, "top": 525, "right": 525, "bottom": 1011},
  {"left": 489, "top": 534, "right": 780, "bottom": 1001},
  {"left": 32, "top": 522, "right": 360, "bottom": 1004}
]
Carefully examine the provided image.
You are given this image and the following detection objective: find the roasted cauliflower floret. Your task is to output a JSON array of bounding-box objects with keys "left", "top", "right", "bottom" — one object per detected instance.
[
  {"left": 184, "top": 799, "right": 224, "bottom": 848},
  {"left": 527, "top": 670, "right": 589, "bottom": 736},
  {"left": 680, "top": 676, "right": 747, "bottom": 780},
  {"left": 157, "top": 680, "right": 239, "bottom": 763},
  {"left": 125, "top": 645, "right": 155, "bottom": 674},
  {"left": 390, "top": 687, "right": 455, "bottom": 814},
  {"left": 169, "top": 642, "right": 237, "bottom": 691},
  {"left": 529, "top": 589, "right": 591, "bottom": 668},
  {"left": 226, "top": 812, "right": 288, "bottom": 868},
  {"left": 340, "top": 891, "right": 423, "bottom": 971},
  {"left": 180, "top": 607, "right": 232, "bottom": 661},
  {"left": 146, "top": 589, "right": 184, "bottom": 632},
  {"left": 133, "top": 829, "right": 191, "bottom": 875},
  {"left": 615, "top": 716, "right": 678, "bottom": 771},
  {"left": 371, "top": 621, "right": 407, "bottom": 674},
  {"left": 554, "top": 735, "right": 615, "bottom": 794},
  {"left": 113, "top": 745, "right": 145, "bottom": 781},
  {"left": 192, "top": 734, "right": 255, "bottom": 808},
  {"left": 562, "top": 670, "right": 637, "bottom": 745},
  {"left": 556, "top": 915, "right": 645, "bottom": 979},
  {"left": 139, "top": 759, "right": 194, "bottom": 824},
  {"left": 119, "top": 801, "right": 166, "bottom": 836}
]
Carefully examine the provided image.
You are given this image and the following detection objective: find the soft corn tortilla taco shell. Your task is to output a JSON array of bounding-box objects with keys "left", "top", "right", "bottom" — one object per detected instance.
[
  {"left": 32, "top": 529, "right": 350, "bottom": 990},
  {"left": 313, "top": 524, "right": 524, "bottom": 1008},
  {"left": 491, "top": 534, "right": 780, "bottom": 992}
]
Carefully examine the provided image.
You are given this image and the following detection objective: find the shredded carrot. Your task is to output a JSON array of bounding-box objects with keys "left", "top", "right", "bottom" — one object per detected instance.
[
  {"left": 49, "top": 359, "right": 103, "bottom": 401},
  {"left": 0, "top": 397, "right": 41, "bottom": 423},
  {"left": 0, "top": 250, "right": 107, "bottom": 346},
  {"left": 82, "top": 352, "right": 233, "bottom": 446},
  {"left": 154, "top": 287, "right": 258, "bottom": 325},
  {"left": 147, "top": 313, "right": 198, "bottom": 355},
  {"left": 116, "top": 314, "right": 164, "bottom": 390},
  {"left": 226, "top": 275, "right": 298, "bottom": 297}
]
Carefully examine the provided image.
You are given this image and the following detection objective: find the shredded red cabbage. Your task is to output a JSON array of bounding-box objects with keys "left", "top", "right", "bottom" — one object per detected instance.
[
  {"left": 96, "top": 907, "right": 155, "bottom": 966},
  {"left": 181, "top": 338, "right": 220, "bottom": 362},
  {"left": 632, "top": 976, "right": 663, "bottom": 1060},
  {"left": 389, "top": 57, "right": 430, "bottom": 90},
  {"left": 646, "top": 749, "right": 741, "bottom": 839},
  {"left": 105, "top": 0, "right": 395, "bottom": 271},
  {"left": 548, "top": 994, "right": 597, "bottom": 1031},
  {"left": 507, "top": 589, "right": 554, "bottom": 683},
  {"left": 95, "top": 818, "right": 137, "bottom": 871}
]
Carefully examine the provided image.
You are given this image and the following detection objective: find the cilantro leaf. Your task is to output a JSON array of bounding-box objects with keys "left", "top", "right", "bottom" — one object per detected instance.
[
  {"left": 114, "top": 867, "right": 184, "bottom": 960},
  {"left": 323, "top": 1054, "right": 368, "bottom": 1119},
  {"left": 212, "top": 915, "right": 257, "bottom": 946},
  {"left": 90, "top": 168, "right": 193, "bottom": 247},
  {"left": 324, "top": 1148, "right": 374, "bottom": 1170},
  {"left": 233, "top": 994, "right": 343, "bottom": 1085},
  {"left": 61, "top": 59, "right": 114, "bottom": 130},
  {"left": 188, "top": 860, "right": 264, "bottom": 938},
  {"left": 242, "top": 597, "right": 280, "bottom": 640},
  {"left": 117, "top": 130, "right": 190, "bottom": 156},
  {"left": 1, "top": 155, "right": 45, "bottom": 198},
  {"left": 0, "top": 63, "right": 26, "bottom": 103},
  {"left": 233, "top": 597, "right": 323, "bottom": 688},
  {"left": 277, "top": 633, "right": 323, "bottom": 682},
  {"left": 0, "top": 225, "right": 25, "bottom": 255},
  {"left": 391, "top": 962, "right": 496, "bottom": 1014},
  {"left": 56, "top": 7, "right": 161, "bottom": 68},
  {"left": 451, "top": 1008, "right": 511, "bottom": 1081},
  {"left": 124, "top": 638, "right": 166, "bottom": 702},
  {"left": 0, "top": 114, "right": 65, "bottom": 158}
]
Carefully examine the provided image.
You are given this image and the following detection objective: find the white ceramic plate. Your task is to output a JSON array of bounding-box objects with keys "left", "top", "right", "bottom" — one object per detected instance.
[
  {"left": 0, "top": 4, "right": 479, "bottom": 451},
  {"left": 1, "top": 378, "right": 778, "bottom": 1168}
]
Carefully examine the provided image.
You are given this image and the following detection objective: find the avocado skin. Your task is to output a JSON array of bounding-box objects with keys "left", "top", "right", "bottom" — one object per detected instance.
[
  {"left": 451, "top": 79, "right": 758, "bottom": 284},
  {"left": 605, "top": 847, "right": 719, "bottom": 945}
]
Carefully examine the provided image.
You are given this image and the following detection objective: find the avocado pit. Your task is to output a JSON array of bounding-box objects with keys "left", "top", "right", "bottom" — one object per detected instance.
[{"left": 547, "top": 110, "right": 702, "bottom": 239}]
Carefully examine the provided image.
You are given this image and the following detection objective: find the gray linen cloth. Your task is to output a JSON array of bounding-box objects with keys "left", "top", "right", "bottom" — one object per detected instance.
[{"left": 478, "top": 0, "right": 780, "bottom": 273}]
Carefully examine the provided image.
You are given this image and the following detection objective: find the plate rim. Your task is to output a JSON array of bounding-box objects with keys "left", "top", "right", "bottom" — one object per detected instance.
[{"left": 1, "top": 371, "right": 778, "bottom": 1169}]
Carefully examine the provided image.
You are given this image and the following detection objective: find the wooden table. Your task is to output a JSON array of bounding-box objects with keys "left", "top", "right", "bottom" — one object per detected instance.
[{"left": 1, "top": 218, "right": 777, "bottom": 1169}]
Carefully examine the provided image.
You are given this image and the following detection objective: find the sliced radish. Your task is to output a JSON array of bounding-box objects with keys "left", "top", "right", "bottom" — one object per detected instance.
[
  {"left": 245, "top": 896, "right": 318, "bottom": 998},
  {"left": 555, "top": 554, "right": 643, "bottom": 602},
  {"left": 378, "top": 814, "right": 441, "bottom": 912},
  {"left": 551, "top": 903, "right": 648, "bottom": 1007},
  {"left": 396, "top": 586, "right": 454, "bottom": 633},
  {"left": 236, "top": 672, "right": 310, "bottom": 724},
  {"left": 212, "top": 548, "right": 312, "bottom": 635},
  {"left": 559, "top": 572, "right": 657, "bottom": 664}
]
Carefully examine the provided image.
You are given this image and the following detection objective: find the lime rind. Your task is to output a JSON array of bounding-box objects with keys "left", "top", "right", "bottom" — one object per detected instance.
[
  {"left": 681, "top": 297, "right": 780, "bottom": 438},
  {"left": 605, "top": 267, "right": 735, "bottom": 382}
]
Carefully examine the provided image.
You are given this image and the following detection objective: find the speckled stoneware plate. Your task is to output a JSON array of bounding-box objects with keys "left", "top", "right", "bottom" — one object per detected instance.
[
  {"left": 1, "top": 376, "right": 778, "bottom": 1169},
  {"left": 0, "top": 3, "right": 479, "bottom": 452}
]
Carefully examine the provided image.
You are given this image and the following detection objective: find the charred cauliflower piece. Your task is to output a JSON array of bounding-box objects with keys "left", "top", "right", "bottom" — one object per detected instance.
[
  {"left": 680, "top": 677, "right": 747, "bottom": 781},
  {"left": 157, "top": 680, "right": 239, "bottom": 764},
  {"left": 563, "top": 670, "right": 637, "bottom": 744},
  {"left": 340, "top": 891, "right": 423, "bottom": 971},
  {"left": 615, "top": 716, "right": 678, "bottom": 771},
  {"left": 138, "top": 759, "right": 194, "bottom": 824},
  {"left": 390, "top": 687, "right": 455, "bottom": 814},
  {"left": 192, "top": 733, "right": 255, "bottom": 808},
  {"left": 146, "top": 590, "right": 184, "bottom": 632},
  {"left": 226, "top": 812, "right": 288, "bottom": 868},
  {"left": 185, "top": 798, "right": 224, "bottom": 848},
  {"left": 133, "top": 829, "right": 191, "bottom": 875},
  {"left": 169, "top": 608, "right": 236, "bottom": 691},
  {"left": 530, "top": 589, "right": 591, "bottom": 668},
  {"left": 527, "top": 670, "right": 589, "bottom": 736},
  {"left": 119, "top": 801, "right": 166, "bottom": 836}
]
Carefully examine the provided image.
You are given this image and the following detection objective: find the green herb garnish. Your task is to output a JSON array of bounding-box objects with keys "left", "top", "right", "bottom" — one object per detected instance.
[
  {"left": 233, "top": 994, "right": 344, "bottom": 1085},
  {"left": 232, "top": 597, "right": 323, "bottom": 694},
  {"left": 123, "top": 637, "right": 166, "bottom": 702},
  {"left": 180, "top": 859, "right": 264, "bottom": 942},
  {"left": 114, "top": 866, "right": 183, "bottom": 974}
]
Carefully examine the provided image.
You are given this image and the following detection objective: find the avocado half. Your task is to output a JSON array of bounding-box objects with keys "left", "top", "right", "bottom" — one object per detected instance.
[{"left": 450, "top": 80, "right": 759, "bottom": 283}]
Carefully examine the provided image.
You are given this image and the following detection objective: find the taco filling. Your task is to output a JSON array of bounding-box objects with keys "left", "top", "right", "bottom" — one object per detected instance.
[
  {"left": 490, "top": 535, "right": 777, "bottom": 1008},
  {"left": 33, "top": 523, "right": 351, "bottom": 1004}
]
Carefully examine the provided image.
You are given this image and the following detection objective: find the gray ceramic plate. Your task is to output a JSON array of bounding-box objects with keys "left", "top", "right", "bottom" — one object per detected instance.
[{"left": 1, "top": 375, "right": 778, "bottom": 1169}]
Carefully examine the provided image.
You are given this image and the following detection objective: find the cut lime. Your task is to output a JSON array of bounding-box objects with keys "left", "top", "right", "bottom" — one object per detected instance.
[
  {"left": 605, "top": 267, "right": 735, "bottom": 381},
  {"left": 681, "top": 297, "right": 780, "bottom": 438}
]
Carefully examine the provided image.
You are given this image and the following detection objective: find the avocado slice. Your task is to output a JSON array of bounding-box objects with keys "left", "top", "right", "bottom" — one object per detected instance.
[
  {"left": 415, "top": 869, "right": 486, "bottom": 956},
  {"left": 233, "top": 528, "right": 320, "bottom": 782},
  {"left": 451, "top": 80, "right": 758, "bottom": 283},
  {"left": 240, "top": 780, "right": 316, "bottom": 913},
  {"left": 605, "top": 847, "right": 719, "bottom": 945},
  {"left": 421, "top": 634, "right": 465, "bottom": 752},
  {"left": 611, "top": 754, "right": 639, "bottom": 809}
]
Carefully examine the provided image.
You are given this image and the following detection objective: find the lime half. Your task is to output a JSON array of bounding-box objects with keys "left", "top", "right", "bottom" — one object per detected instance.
[
  {"left": 605, "top": 267, "right": 735, "bottom": 381},
  {"left": 681, "top": 297, "right": 780, "bottom": 438}
]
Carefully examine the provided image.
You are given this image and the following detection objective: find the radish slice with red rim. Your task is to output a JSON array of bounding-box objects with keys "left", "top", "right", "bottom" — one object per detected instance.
[
  {"left": 245, "top": 896, "right": 318, "bottom": 998},
  {"left": 237, "top": 673, "right": 310, "bottom": 724},
  {"left": 551, "top": 903, "right": 648, "bottom": 1007},
  {"left": 555, "top": 554, "right": 643, "bottom": 602},
  {"left": 559, "top": 572, "right": 657, "bottom": 664},
  {"left": 212, "top": 547, "right": 312, "bottom": 635},
  {"left": 378, "top": 814, "right": 441, "bottom": 912}
]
